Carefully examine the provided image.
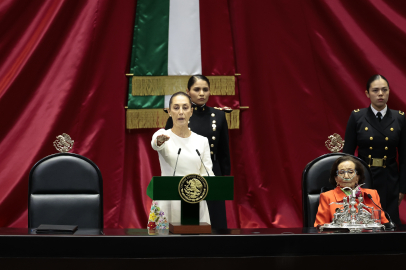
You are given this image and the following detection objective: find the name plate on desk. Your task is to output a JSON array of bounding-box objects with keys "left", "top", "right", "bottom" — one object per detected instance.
[{"left": 36, "top": 224, "right": 78, "bottom": 234}]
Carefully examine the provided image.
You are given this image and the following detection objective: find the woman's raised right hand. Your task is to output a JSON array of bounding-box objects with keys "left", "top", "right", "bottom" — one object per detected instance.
[{"left": 156, "top": 134, "right": 170, "bottom": 146}]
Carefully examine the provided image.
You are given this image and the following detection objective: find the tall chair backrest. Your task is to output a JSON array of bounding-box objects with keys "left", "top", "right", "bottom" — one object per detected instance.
[
  {"left": 301, "top": 153, "right": 373, "bottom": 227},
  {"left": 28, "top": 153, "right": 103, "bottom": 228}
]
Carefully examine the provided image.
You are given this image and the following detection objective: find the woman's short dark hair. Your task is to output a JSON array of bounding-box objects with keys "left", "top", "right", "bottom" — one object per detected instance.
[
  {"left": 187, "top": 75, "right": 210, "bottom": 90},
  {"left": 169, "top": 91, "right": 192, "bottom": 107},
  {"left": 329, "top": 155, "right": 365, "bottom": 186},
  {"left": 366, "top": 74, "right": 389, "bottom": 92}
]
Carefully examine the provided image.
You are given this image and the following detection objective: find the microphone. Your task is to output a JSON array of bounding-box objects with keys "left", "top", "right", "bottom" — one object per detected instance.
[
  {"left": 196, "top": 149, "right": 210, "bottom": 176},
  {"left": 173, "top": 148, "right": 181, "bottom": 176},
  {"left": 365, "top": 193, "right": 396, "bottom": 229}
]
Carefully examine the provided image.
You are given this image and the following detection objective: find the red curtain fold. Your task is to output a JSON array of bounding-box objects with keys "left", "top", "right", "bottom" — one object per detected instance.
[
  {"left": 199, "top": 0, "right": 235, "bottom": 76},
  {"left": 1, "top": 0, "right": 406, "bottom": 228},
  {"left": 199, "top": 0, "right": 240, "bottom": 109},
  {"left": 0, "top": 0, "right": 136, "bottom": 228}
]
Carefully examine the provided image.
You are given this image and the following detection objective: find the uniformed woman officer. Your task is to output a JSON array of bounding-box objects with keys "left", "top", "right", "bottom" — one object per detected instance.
[
  {"left": 165, "top": 75, "right": 231, "bottom": 229},
  {"left": 343, "top": 74, "right": 406, "bottom": 224}
]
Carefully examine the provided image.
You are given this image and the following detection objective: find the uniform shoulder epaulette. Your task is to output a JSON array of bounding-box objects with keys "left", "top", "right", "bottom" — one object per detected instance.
[
  {"left": 400, "top": 110, "right": 405, "bottom": 116},
  {"left": 214, "top": 107, "right": 233, "bottom": 113},
  {"left": 354, "top": 109, "right": 360, "bottom": 113}
]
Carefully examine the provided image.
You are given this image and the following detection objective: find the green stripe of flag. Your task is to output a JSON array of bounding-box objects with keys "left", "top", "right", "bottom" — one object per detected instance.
[
  {"left": 128, "top": 0, "right": 169, "bottom": 109},
  {"left": 130, "top": 0, "right": 169, "bottom": 75},
  {"left": 127, "top": 94, "right": 164, "bottom": 109}
]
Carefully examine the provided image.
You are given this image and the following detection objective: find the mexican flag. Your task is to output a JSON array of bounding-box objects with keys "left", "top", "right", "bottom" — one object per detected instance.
[{"left": 127, "top": 0, "right": 240, "bottom": 129}]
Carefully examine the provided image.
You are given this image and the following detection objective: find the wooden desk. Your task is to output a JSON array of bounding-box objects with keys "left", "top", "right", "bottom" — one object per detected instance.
[{"left": 1, "top": 227, "right": 405, "bottom": 269}]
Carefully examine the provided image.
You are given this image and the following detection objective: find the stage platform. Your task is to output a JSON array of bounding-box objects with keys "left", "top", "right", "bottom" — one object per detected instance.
[{"left": 1, "top": 227, "right": 406, "bottom": 269}]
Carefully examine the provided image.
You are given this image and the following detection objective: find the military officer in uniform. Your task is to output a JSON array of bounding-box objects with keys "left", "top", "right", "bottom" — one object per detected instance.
[
  {"left": 165, "top": 75, "right": 231, "bottom": 229},
  {"left": 343, "top": 74, "right": 406, "bottom": 224}
]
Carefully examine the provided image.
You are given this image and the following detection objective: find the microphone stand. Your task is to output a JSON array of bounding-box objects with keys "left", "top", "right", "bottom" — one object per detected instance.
[
  {"left": 365, "top": 193, "right": 396, "bottom": 229},
  {"left": 196, "top": 149, "right": 210, "bottom": 176},
  {"left": 173, "top": 148, "right": 181, "bottom": 176}
]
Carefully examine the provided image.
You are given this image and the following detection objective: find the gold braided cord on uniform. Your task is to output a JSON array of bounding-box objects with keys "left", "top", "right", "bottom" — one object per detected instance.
[
  {"left": 126, "top": 109, "right": 240, "bottom": 129},
  {"left": 131, "top": 76, "right": 235, "bottom": 96}
]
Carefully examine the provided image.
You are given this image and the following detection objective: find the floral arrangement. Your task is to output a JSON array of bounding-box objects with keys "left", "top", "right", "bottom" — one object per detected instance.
[
  {"left": 341, "top": 185, "right": 362, "bottom": 198},
  {"left": 353, "top": 185, "right": 362, "bottom": 198},
  {"left": 148, "top": 201, "right": 161, "bottom": 223},
  {"left": 147, "top": 201, "right": 169, "bottom": 235},
  {"left": 157, "top": 214, "right": 169, "bottom": 230}
]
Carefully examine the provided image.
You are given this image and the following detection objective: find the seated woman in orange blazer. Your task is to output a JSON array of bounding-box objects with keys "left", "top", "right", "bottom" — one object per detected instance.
[{"left": 314, "top": 155, "right": 389, "bottom": 227}]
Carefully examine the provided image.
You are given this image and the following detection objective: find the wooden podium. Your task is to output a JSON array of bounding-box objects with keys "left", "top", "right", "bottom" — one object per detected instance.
[{"left": 147, "top": 176, "right": 234, "bottom": 234}]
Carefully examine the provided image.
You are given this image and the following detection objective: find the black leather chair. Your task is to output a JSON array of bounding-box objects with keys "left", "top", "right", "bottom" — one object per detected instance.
[
  {"left": 302, "top": 153, "right": 373, "bottom": 227},
  {"left": 28, "top": 153, "right": 103, "bottom": 228}
]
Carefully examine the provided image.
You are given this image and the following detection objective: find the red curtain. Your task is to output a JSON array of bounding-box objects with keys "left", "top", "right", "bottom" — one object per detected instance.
[{"left": 1, "top": 0, "right": 406, "bottom": 228}]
